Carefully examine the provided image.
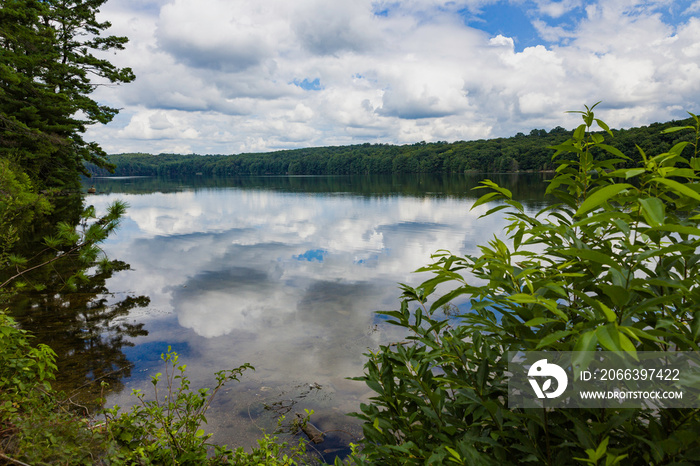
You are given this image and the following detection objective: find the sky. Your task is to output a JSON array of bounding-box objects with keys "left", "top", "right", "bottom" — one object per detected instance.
[{"left": 88, "top": 0, "right": 700, "bottom": 155}]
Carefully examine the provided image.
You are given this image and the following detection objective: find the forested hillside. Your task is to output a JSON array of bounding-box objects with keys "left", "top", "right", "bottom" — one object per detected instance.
[{"left": 94, "top": 117, "right": 695, "bottom": 177}]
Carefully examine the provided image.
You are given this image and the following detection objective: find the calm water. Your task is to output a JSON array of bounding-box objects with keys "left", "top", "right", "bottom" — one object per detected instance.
[{"left": 14, "top": 174, "right": 550, "bottom": 460}]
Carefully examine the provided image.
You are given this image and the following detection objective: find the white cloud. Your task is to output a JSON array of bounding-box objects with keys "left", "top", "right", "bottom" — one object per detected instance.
[
  {"left": 532, "top": 19, "right": 578, "bottom": 42},
  {"left": 534, "top": 0, "right": 583, "bottom": 18},
  {"left": 156, "top": 0, "right": 287, "bottom": 71},
  {"left": 685, "top": 1, "right": 700, "bottom": 15},
  {"left": 291, "top": 1, "right": 380, "bottom": 55},
  {"left": 119, "top": 109, "right": 200, "bottom": 141},
  {"left": 88, "top": 0, "right": 700, "bottom": 154},
  {"left": 489, "top": 34, "right": 515, "bottom": 48}
]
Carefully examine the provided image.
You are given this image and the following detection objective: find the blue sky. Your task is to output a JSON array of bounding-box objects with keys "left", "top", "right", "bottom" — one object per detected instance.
[
  {"left": 89, "top": 0, "right": 700, "bottom": 154},
  {"left": 464, "top": 3, "right": 543, "bottom": 51}
]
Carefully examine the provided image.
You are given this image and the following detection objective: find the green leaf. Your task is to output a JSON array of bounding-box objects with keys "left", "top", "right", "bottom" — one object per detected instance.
[
  {"left": 597, "top": 144, "right": 628, "bottom": 159},
  {"left": 595, "top": 118, "right": 613, "bottom": 136},
  {"left": 691, "top": 311, "right": 700, "bottom": 342},
  {"left": 652, "top": 178, "right": 700, "bottom": 201},
  {"left": 662, "top": 167, "right": 695, "bottom": 179},
  {"left": 480, "top": 204, "right": 510, "bottom": 218},
  {"left": 661, "top": 125, "right": 694, "bottom": 134},
  {"left": 595, "top": 324, "right": 636, "bottom": 355},
  {"left": 509, "top": 293, "right": 537, "bottom": 303},
  {"left": 599, "top": 285, "right": 630, "bottom": 308},
  {"left": 599, "top": 302, "right": 616, "bottom": 323},
  {"left": 595, "top": 437, "right": 610, "bottom": 460},
  {"left": 646, "top": 224, "right": 700, "bottom": 237},
  {"left": 574, "top": 331, "right": 598, "bottom": 353},
  {"left": 596, "top": 324, "right": 621, "bottom": 352},
  {"left": 525, "top": 317, "right": 561, "bottom": 326},
  {"left": 638, "top": 197, "right": 664, "bottom": 227},
  {"left": 445, "top": 446, "right": 462, "bottom": 462},
  {"left": 608, "top": 168, "right": 645, "bottom": 179},
  {"left": 476, "top": 358, "right": 489, "bottom": 391},
  {"left": 560, "top": 248, "right": 621, "bottom": 269},
  {"left": 512, "top": 227, "right": 524, "bottom": 250},
  {"left": 429, "top": 287, "right": 471, "bottom": 313},
  {"left": 619, "top": 326, "right": 663, "bottom": 344},
  {"left": 576, "top": 184, "right": 634, "bottom": 216},
  {"left": 636, "top": 144, "right": 648, "bottom": 163},
  {"left": 471, "top": 192, "right": 502, "bottom": 210},
  {"left": 571, "top": 211, "right": 630, "bottom": 228},
  {"left": 617, "top": 332, "right": 637, "bottom": 354},
  {"left": 536, "top": 330, "right": 574, "bottom": 349},
  {"left": 473, "top": 179, "right": 513, "bottom": 198}
]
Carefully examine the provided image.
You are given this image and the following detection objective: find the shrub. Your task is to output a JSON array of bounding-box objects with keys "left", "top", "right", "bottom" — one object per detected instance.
[
  {"left": 0, "top": 318, "right": 307, "bottom": 465},
  {"left": 0, "top": 310, "right": 113, "bottom": 465},
  {"left": 104, "top": 347, "right": 308, "bottom": 465},
  {"left": 351, "top": 104, "right": 700, "bottom": 464}
]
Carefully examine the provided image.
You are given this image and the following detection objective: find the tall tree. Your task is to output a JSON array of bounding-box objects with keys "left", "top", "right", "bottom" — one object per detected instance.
[{"left": 0, "top": 0, "right": 134, "bottom": 190}]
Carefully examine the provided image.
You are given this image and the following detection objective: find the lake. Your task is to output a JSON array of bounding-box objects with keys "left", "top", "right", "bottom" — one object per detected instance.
[{"left": 12, "top": 173, "right": 551, "bottom": 460}]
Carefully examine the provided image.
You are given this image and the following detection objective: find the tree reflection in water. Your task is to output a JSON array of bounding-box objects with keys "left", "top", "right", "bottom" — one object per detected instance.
[{"left": 7, "top": 257, "right": 149, "bottom": 413}]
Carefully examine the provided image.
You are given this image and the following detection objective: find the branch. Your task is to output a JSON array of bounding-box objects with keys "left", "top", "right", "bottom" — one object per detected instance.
[
  {"left": 0, "top": 452, "right": 32, "bottom": 466},
  {"left": 0, "top": 242, "right": 83, "bottom": 290}
]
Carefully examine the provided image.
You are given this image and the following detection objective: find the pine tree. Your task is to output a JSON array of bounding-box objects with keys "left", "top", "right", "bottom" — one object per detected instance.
[{"left": 0, "top": 0, "right": 134, "bottom": 190}]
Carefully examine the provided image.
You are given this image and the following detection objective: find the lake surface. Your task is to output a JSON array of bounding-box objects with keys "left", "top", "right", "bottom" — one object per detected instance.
[{"left": 13, "top": 174, "right": 551, "bottom": 460}]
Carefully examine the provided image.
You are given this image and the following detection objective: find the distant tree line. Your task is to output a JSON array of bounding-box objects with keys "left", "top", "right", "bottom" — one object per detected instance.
[{"left": 92, "top": 117, "right": 696, "bottom": 177}]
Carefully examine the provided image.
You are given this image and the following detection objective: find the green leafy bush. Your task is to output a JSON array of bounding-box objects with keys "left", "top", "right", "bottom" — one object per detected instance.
[
  {"left": 104, "top": 347, "right": 307, "bottom": 465},
  {"left": 0, "top": 310, "right": 113, "bottom": 465},
  {"left": 351, "top": 104, "right": 700, "bottom": 465},
  {"left": 0, "top": 329, "right": 309, "bottom": 465},
  {"left": 0, "top": 311, "right": 56, "bottom": 403}
]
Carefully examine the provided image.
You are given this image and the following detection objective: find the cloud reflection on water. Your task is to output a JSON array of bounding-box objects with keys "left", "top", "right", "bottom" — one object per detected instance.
[
  {"left": 94, "top": 188, "right": 511, "bottom": 337},
  {"left": 89, "top": 182, "right": 520, "bottom": 448}
]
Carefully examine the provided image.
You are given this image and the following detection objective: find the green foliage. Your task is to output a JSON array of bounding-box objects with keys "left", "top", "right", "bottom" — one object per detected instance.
[
  {"left": 1, "top": 199, "right": 128, "bottom": 292},
  {"left": 0, "top": 159, "right": 52, "bottom": 261},
  {"left": 0, "top": 323, "right": 308, "bottom": 465},
  {"left": 0, "top": 190, "right": 144, "bottom": 465},
  {"left": 104, "top": 347, "right": 252, "bottom": 464},
  {"left": 0, "top": 310, "right": 56, "bottom": 399},
  {"left": 0, "top": 310, "right": 115, "bottom": 465},
  {"left": 104, "top": 347, "right": 308, "bottom": 465},
  {"left": 0, "top": 0, "right": 134, "bottom": 190},
  {"left": 96, "top": 115, "right": 695, "bottom": 178},
  {"left": 222, "top": 429, "right": 308, "bottom": 465},
  {"left": 351, "top": 104, "right": 700, "bottom": 464}
]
